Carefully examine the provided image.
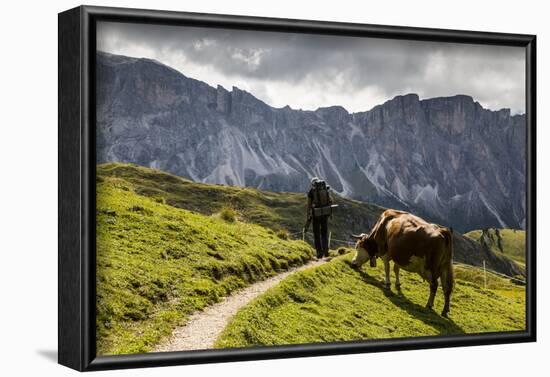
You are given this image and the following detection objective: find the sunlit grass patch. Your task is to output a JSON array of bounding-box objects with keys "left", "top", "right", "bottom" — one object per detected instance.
[
  {"left": 216, "top": 253, "right": 525, "bottom": 348},
  {"left": 96, "top": 175, "right": 313, "bottom": 355}
]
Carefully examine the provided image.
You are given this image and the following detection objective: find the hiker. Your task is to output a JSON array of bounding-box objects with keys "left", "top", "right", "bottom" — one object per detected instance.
[{"left": 305, "top": 177, "right": 335, "bottom": 259}]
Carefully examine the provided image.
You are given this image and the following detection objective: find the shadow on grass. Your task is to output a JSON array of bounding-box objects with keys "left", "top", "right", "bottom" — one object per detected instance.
[{"left": 347, "top": 261, "right": 464, "bottom": 335}]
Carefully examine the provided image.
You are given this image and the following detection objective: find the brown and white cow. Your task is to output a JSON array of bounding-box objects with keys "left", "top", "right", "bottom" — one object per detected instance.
[{"left": 351, "top": 209, "right": 454, "bottom": 317}]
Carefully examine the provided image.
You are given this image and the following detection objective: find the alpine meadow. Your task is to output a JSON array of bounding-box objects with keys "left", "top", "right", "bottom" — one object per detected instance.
[
  {"left": 94, "top": 21, "right": 527, "bottom": 356},
  {"left": 96, "top": 164, "right": 525, "bottom": 354}
]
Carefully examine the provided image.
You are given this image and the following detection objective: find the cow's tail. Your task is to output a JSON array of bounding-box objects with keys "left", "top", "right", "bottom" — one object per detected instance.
[
  {"left": 440, "top": 227, "right": 454, "bottom": 316},
  {"left": 441, "top": 227, "right": 454, "bottom": 292}
]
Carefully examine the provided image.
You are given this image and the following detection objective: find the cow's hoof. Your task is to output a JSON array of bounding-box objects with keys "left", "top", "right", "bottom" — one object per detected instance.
[
  {"left": 441, "top": 311, "right": 449, "bottom": 318},
  {"left": 395, "top": 283, "right": 401, "bottom": 289},
  {"left": 425, "top": 304, "right": 434, "bottom": 310},
  {"left": 384, "top": 282, "right": 391, "bottom": 289}
]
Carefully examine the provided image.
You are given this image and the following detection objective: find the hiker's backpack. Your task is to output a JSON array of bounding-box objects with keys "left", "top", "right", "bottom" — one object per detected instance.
[{"left": 312, "top": 180, "right": 330, "bottom": 208}]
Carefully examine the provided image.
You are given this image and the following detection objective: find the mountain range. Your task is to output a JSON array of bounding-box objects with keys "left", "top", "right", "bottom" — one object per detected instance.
[{"left": 96, "top": 51, "right": 526, "bottom": 232}]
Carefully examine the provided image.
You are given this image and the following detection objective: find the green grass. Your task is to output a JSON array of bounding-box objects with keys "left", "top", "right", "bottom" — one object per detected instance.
[
  {"left": 97, "top": 163, "right": 383, "bottom": 242},
  {"left": 97, "top": 163, "right": 522, "bottom": 276},
  {"left": 465, "top": 228, "right": 525, "bottom": 264},
  {"left": 96, "top": 163, "right": 526, "bottom": 354},
  {"left": 453, "top": 264, "right": 524, "bottom": 290},
  {"left": 219, "top": 206, "right": 237, "bottom": 222},
  {"left": 96, "top": 175, "right": 313, "bottom": 355},
  {"left": 215, "top": 252, "right": 525, "bottom": 348}
]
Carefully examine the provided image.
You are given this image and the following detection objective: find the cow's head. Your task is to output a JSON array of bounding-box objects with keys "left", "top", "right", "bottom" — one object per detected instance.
[{"left": 350, "top": 233, "right": 378, "bottom": 268}]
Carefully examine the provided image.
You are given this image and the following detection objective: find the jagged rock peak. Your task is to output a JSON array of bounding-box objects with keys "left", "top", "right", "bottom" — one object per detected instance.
[{"left": 96, "top": 52, "right": 526, "bottom": 232}]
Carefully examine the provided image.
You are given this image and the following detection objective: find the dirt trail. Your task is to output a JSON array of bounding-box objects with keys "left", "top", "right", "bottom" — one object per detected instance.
[{"left": 154, "top": 258, "right": 328, "bottom": 352}]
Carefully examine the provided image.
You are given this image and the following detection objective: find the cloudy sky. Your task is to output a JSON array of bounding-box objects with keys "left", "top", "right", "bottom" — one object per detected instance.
[{"left": 97, "top": 21, "right": 526, "bottom": 114}]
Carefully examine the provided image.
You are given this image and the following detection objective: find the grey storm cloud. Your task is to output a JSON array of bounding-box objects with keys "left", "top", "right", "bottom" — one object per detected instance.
[{"left": 97, "top": 21, "right": 525, "bottom": 114}]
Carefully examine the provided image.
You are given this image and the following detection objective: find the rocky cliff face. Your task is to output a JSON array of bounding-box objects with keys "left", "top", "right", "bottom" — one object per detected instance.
[{"left": 96, "top": 51, "right": 526, "bottom": 232}]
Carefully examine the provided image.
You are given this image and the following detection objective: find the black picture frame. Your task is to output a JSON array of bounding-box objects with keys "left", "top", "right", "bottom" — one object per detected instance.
[{"left": 58, "top": 5, "right": 537, "bottom": 372}]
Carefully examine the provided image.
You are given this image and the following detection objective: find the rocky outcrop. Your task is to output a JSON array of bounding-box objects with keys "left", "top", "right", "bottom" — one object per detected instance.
[{"left": 96, "top": 51, "right": 526, "bottom": 232}]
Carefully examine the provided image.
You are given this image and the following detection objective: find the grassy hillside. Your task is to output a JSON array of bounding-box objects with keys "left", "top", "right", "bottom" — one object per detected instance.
[
  {"left": 96, "top": 163, "right": 526, "bottom": 354},
  {"left": 97, "top": 163, "right": 523, "bottom": 277},
  {"left": 96, "top": 174, "right": 313, "bottom": 355},
  {"left": 98, "top": 163, "right": 384, "bottom": 243},
  {"left": 216, "top": 252, "right": 525, "bottom": 348},
  {"left": 465, "top": 228, "right": 525, "bottom": 265}
]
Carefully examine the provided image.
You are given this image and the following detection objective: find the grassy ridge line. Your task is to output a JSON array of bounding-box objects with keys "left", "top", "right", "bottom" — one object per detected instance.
[
  {"left": 96, "top": 175, "right": 313, "bottom": 355},
  {"left": 464, "top": 228, "right": 526, "bottom": 265},
  {"left": 97, "top": 162, "right": 384, "bottom": 242},
  {"left": 215, "top": 253, "right": 525, "bottom": 348}
]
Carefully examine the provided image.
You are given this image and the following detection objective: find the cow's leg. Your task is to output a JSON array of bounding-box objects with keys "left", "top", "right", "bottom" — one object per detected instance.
[
  {"left": 426, "top": 273, "right": 438, "bottom": 309},
  {"left": 383, "top": 256, "right": 391, "bottom": 288},
  {"left": 394, "top": 264, "right": 401, "bottom": 289},
  {"left": 441, "top": 266, "right": 453, "bottom": 317}
]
